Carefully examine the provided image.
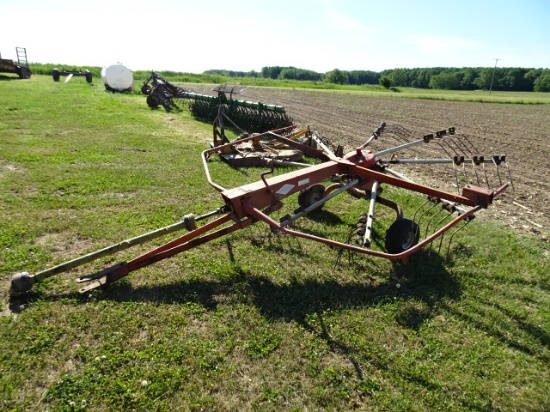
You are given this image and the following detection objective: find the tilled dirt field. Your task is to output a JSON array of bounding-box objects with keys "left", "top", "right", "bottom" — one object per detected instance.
[{"left": 195, "top": 86, "right": 550, "bottom": 239}]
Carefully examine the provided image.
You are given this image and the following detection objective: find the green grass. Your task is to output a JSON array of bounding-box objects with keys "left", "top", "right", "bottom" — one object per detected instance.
[{"left": 1, "top": 76, "right": 548, "bottom": 411}]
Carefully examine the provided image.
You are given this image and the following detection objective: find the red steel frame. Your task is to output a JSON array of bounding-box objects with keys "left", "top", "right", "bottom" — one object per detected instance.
[
  {"left": 10, "top": 126, "right": 509, "bottom": 296},
  {"left": 78, "top": 129, "right": 508, "bottom": 292}
]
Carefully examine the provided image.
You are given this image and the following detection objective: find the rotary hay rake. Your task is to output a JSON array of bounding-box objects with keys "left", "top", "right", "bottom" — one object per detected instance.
[{"left": 9, "top": 122, "right": 512, "bottom": 297}]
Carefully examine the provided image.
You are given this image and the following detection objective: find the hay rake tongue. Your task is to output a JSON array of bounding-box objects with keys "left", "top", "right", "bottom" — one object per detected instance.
[{"left": 10, "top": 123, "right": 511, "bottom": 297}]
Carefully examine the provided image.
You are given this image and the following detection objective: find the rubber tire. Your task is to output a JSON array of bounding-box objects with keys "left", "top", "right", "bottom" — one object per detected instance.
[
  {"left": 146, "top": 94, "right": 159, "bottom": 108},
  {"left": 385, "top": 218, "right": 420, "bottom": 254},
  {"left": 18, "top": 66, "right": 30, "bottom": 79},
  {"left": 85, "top": 70, "right": 92, "bottom": 83},
  {"left": 297, "top": 184, "right": 325, "bottom": 211},
  {"left": 141, "top": 84, "right": 152, "bottom": 95},
  {"left": 53, "top": 69, "right": 60, "bottom": 81}
]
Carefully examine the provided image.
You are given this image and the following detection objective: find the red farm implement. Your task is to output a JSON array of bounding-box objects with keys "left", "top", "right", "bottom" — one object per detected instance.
[{"left": 10, "top": 123, "right": 511, "bottom": 297}]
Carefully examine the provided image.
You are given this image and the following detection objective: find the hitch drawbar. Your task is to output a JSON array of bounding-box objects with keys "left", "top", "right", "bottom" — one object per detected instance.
[{"left": 9, "top": 208, "right": 228, "bottom": 296}]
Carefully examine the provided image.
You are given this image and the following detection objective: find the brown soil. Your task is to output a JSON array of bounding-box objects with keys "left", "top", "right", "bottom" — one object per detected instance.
[{"left": 194, "top": 86, "right": 550, "bottom": 240}]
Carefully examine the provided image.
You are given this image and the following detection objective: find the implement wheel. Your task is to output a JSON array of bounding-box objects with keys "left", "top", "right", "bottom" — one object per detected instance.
[
  {"left": 146, "top": 94, "right": 159, "bottom": 108},
  {"left": 141, "top": 84, "right": 151, "bottom": 95},
  {"left": 298, "top": 184, "right": 325, "bottom": 211},
  {"left": 17, "top": 66, "right": 31, "bottom": 79},
  {"left": 385, "top": 218, "right": 420, "bottom": 254}
]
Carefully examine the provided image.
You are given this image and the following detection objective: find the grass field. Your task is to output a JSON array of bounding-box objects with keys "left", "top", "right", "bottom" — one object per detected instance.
[{"left": 1, "top": 76, "right": 549, "bottom": 411}]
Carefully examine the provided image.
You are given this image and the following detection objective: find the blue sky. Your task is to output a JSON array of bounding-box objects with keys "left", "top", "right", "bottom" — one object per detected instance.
[{"left": 1, "top": 0, "right": 548, "bottom": 73}]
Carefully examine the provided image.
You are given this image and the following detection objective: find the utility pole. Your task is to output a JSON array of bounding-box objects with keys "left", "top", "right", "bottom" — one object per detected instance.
[{"left": 489, "top": 58, "right": 500, "bottom": 94}]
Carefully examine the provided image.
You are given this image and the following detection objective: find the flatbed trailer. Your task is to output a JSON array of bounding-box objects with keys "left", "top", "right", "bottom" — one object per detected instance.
[{"left": 0, "top": 47, "right": 31, "bottom": 79}]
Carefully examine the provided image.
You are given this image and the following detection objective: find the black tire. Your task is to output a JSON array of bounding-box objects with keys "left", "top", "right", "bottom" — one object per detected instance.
[
  {"left": 146, "top": 94, "right": 159, "bottom": 108},
  {"left": 297, "top": 184, "right": 325, "bottom": 211},
  {"left": 385, "top": 218, "right": 420, "bottom": 254},
  {"left": 141, "top": 84, "right": 151, "bottom": 95},
  {"left": 85, "top": 70, "right": 92, "bottom": 83},
  {"left": 52, "top": 69, "right": 60, "bottom": 81},
  {"left": 17, "top": 66, "right": 29, "bottom": 79}
]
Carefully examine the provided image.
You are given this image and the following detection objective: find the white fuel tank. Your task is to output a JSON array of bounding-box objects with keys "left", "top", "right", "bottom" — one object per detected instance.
[{"left": 101, "top": 64, "right": 134, "bottom": 92}]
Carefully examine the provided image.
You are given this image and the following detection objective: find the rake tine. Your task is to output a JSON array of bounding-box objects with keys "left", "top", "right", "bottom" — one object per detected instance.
[
  {"left": 412, "top": 199, "right": 431, "bottom": 222},
  {"left": 425, "top": 207, "right": 446, "bottom": 239},
  {"left": 413, "top": 199, "right": 439, "bottom": 227},
  {"left": 439, "top": 143, "right": 462, "bottom": 194},
  {"left": 445, "top": 217, "right": 474, "bottom": 262},
  {"left": 439, "top": 140, "right": 456, "bottom": 159},
  {"left": 470, "top": 158, "right": 482, "bottom": 186},
  {"left": 458, "top": 134, "right": 478, "bottom": 157},
  {"left": 452, "top": 162, "right": 461, "bottom": 193},
  {"left": 434, "top": 211, "right": 456, "bottom": 255},
  {"left": 461, "top": 161, "right": 469, "bottom": 187},
  {"left": 457, "top": 134, "right": 477, "bottom": 157},
  {"left": 505, "top": 162, "right": 515, "bottom": 191},
  {"left": 492, "top": 155, "right": 505, "bottom": 187},
  {"left": 481, "top": 161, "right": 491, "bottom": 190},
  {"left": 335, "top": 229, "right": 355, "bottom": 268},
  {"left": 426, "top": 208, "right": 455, "bottom": 256}
]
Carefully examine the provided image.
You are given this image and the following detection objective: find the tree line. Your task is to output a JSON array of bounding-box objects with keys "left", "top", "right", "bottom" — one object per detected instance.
[{"left": 204, "top": 66, "right": 550, "bottom": 92}]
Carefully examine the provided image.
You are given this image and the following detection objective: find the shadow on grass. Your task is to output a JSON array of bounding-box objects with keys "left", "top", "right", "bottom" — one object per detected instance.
[
  {"left": 9, "top": 248, "right": 457, "bottom": 321},
  {"left": 0, "top": 75, "right": 24, "bottom": 81},
  {"left": 9, "top": 244, "right": 548, "bottom": 393}
]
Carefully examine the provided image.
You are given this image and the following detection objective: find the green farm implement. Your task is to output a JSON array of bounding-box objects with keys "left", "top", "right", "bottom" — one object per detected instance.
[
  {"left": 142, "top": 72, "right": 293, "bottom": 135},
  {"left": 142, "top": 71, "right": 302, "bottom": 165}
]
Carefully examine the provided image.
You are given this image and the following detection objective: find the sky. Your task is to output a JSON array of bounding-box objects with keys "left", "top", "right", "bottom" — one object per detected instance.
[{"left": 1, "top": 0, "right": 549, "bottom": 74}]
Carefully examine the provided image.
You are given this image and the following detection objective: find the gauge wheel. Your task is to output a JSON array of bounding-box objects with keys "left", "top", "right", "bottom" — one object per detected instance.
[
  {"left": 141, "top": 84, "right": 152, "bottom": 95},
  {"left": 385, "top": 218, "right": 420, "bottom": 254},
  {"left": 146, "top": 94, "right": 159, "bottom": 108},
  {"left": 297, "top": 184, "right": 325, "bottom": 211}
]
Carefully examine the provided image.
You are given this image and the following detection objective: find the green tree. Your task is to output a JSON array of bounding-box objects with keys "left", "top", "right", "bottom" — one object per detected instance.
[
  {"left": 389, "top": 68, "right": 408, "bottom": 87},
  {"left": 261, "top": 66, "right": 284, "bottom": 79},
  {"left": 458, "top": 68, "right": 478, "bottom": 90},
  {"left": 409, "top": 68, "right": 437, "bottom": 88},
  {"left": 499, "top": 68, "right": 531, "bottom": 91},
  {"left": 534, "top": 70, "right": 550, "bottom": 92},
  {"left": 429, "top": 72, "right": 461, "bottom": 90},
  {"left": 348, "top": 70, "right": 379, "bottom": 85},
  {"left": 324, "top": 68, "right": 349, "bottom": 85},
  {"left": 379, "top": 76, "right": 391, "bottom": 89},
  {"left": 473, "top": 68, "right": 494, "bottom": 90}
]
